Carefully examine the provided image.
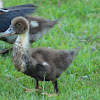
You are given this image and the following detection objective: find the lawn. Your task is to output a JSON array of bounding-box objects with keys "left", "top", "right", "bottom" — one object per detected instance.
[{"left": 0, "top": 0, "right": 100, "bottom": 99}]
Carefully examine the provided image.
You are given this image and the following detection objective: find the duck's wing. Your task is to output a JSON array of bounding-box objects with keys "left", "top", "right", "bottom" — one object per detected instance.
[
  {"left": 0, "top": 4, "right": 38, "bottom": 32},
  {"left": 0, "top": 4, "right": 37, "bottom": 14}
]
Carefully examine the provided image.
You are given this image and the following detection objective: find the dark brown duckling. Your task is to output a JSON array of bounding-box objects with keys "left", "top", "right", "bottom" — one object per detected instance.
[
  {"left": 3, "top": 16, "right": 78, "bottom": 94},
  {"left": 0, "top": 16, "right": 58, "bottom": 43},
  {"left": 0, "top": 16, "right": 58, "bottom": 54}
]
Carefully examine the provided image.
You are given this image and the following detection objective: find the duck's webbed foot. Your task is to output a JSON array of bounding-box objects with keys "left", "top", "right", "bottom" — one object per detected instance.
[
  {"left": 41, "top": 80, "right": 59, "bottom": 97},
  {"left": 41, "top": 92, "right": 58, "bottom": 97},
  {"left": 0, "top": 46, "right": 13, "bottom": 54}
]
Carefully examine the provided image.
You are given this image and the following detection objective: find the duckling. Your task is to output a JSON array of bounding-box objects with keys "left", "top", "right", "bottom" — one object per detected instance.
[
  {"left": 0, "top": 16, "right": 58, "bottom": 54},
  {"left": 0, "top": 16, "right": 58, "bottom": 43},
  {"left": 3, "top": 16, "right": 78, "bottom": 94}
]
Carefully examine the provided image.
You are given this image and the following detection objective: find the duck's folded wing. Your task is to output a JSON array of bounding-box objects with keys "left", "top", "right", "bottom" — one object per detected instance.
[
  {"left": 0, "top": 4, "right": 37, "bottom": 13},
  {"left": 0, "top": 4, "right": 38, "bottom": 32}
]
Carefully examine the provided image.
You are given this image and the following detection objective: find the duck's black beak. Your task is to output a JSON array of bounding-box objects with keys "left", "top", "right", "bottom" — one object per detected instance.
[{"left": 3, "top": 25, "right": 16, "bottom": 37}]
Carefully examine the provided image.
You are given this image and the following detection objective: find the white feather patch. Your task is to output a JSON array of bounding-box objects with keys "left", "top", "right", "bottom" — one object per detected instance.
[
  {"left": 29, "top": 29, "right": 48, "bottom": 42},
  {"left": 30, "top": 21, "right": 39, "bottom": 28},
  {"left": 43, "top": 62, "right": 49, "bottom": 66}
]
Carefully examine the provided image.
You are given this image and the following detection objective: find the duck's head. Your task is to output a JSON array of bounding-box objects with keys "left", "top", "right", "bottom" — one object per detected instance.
[{"left": 3, "top": 16, "right": 29, "bottom": 36}]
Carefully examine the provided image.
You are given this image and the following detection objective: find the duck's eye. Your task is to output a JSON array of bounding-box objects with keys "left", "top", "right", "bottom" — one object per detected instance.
[{"left": 17, "top": 23, "right": 22, "bottom": 27}]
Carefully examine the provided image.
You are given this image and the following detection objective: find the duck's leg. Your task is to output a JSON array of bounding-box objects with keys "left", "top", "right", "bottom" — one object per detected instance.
[
  {"left": 52, "top": 80, "right": 58, "bottom": 94},
  {"left": 35, "top": 80, "right": 39, "bottom": 90},
  {"left": 35, "top": 80, "right": 42, "bottom": 92},
  {"left": 41, "top": 80, "right": 59, "bottom": 97},
  {"left": 0, "top": 46, "right": 13, "bottom": 54},
  {"left": 42, "top": 80, "right": 58, "bottom": 97}
]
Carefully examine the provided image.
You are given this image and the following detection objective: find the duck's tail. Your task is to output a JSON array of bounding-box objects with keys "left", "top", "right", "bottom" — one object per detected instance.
[
  {"left": 45, "top": 19, "right": 60, "bottom": 28},
  {"left": 69, "top": 47, "right": 81, "bottom": 56}
]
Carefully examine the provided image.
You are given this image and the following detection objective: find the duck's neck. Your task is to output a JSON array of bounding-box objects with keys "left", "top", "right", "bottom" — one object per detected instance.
[
  {"left": 12, "top": 32, "right": 32, "bottom": 73},
  {"left": 14, "top": 32, "right": 30, "bottom": 52}
]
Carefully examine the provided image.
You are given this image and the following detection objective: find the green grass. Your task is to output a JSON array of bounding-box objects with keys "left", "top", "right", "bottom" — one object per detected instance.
[{"left": 0, "top": 0, "right": 100, "bottom": 99}]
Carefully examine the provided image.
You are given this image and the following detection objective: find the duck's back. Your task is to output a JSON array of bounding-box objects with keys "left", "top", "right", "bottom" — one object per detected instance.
[{"left": 30, "top": 48, "right": 75, "bottom": 78}]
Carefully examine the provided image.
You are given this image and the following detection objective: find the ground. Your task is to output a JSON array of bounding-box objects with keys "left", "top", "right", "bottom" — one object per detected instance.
[{"left": 0, "top": 0, "right": 100, "bottom": 99}]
